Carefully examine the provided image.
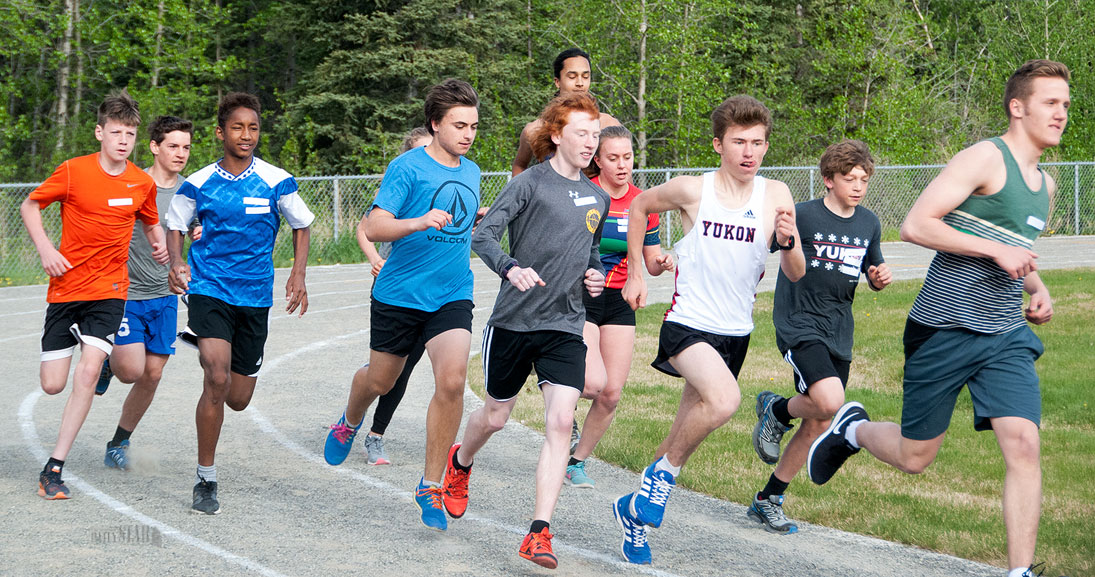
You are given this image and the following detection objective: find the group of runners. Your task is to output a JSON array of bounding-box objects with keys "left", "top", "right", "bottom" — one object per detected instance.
[{"left": 21, "top": 46, "right": 1070, "bottom": 577}]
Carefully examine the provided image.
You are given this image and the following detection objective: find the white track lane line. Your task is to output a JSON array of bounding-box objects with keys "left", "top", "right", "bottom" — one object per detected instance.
[
  {"left": 253, "top": 331, "right": 684, "bottom": 577},
  {"left": 19, "top": 391, "right": 288, "bottom": 577},
  {"left": 0, "top": 331, "right": 40, "bottom": 344}
]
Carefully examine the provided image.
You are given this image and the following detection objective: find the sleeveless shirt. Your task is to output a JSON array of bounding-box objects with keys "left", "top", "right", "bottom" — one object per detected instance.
[
  {"left": 664, "top": 172, "right": 768, "bottom": 336},
  {"left": 908, "top": 137, "right": 1050, "bottom": 334}
]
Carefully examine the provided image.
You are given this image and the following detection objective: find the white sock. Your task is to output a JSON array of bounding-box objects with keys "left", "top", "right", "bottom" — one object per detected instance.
[
  {"left": 1007, "top": 567, "right": 1029, "bottom": 577},
  {"left": 654, "top": 455, "right": 681, "bottom": 477},
  {"left": 846, "top": 419, "right": 864, "bottom": 449},
  {"left": 344, "top": 409, "right": 363, "bottom": 429},
  {"left": 420, "top": 476, "right": 441, "bottom": 488},
  {"left": 196, "top": 465, "right": 217, "bottom": 484}
]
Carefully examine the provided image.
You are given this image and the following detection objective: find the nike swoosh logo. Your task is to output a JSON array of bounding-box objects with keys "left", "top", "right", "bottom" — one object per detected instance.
[
  {"left": 127, "top": 183, "right": 141, "bottom": 187},
  {"left": 830, "top": 404, "right": 863, "bottom": 435}
]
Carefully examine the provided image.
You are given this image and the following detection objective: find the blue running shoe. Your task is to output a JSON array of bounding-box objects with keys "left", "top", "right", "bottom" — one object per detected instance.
[
  {"left": 95, "top": 359, "right": 113, "bottom": 396},
  {"left": 104, "top": 440, "right": 130, "bottom": 470},
  {"left": 629, "top": 462, "right": 675, "bottom": 528},
  {"left": 415, "top": 478, "right": 447, "bottom": 531},
  {"left": 324, "top": 413, "right": 359, "bottom": 466},
  {"left": 614, "top": 494, "right": 652, "bottom": 564},
  {"left": 564, "top": 461, "right": 595, "bottom": 488}
]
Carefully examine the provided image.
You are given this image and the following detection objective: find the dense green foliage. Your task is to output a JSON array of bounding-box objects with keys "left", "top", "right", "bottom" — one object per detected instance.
[{"left": 2, "top": 0, "right": 1091, "bottom": 180}]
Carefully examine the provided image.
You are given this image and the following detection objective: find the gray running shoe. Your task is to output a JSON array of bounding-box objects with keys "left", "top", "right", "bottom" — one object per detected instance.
[
  {"left": 569, "top": 418, "right": 581, "bottom": 455},
  {"left": 746, "top": 493, "right": 798, "bottom": 534},
  {"left": 363, "top": 434, "right": 391, "bottom": 465},
  {"left": 192, "top": 477, "right": 220, "bottom": 515},
  {"left": 752, "top": 391, "right": 792, "bottom": 465}
]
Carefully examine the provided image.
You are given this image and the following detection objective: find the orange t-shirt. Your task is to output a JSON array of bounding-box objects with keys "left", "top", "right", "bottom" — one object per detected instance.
[{"left": 30, "top": 153, "right": 158, "bottom": 303}]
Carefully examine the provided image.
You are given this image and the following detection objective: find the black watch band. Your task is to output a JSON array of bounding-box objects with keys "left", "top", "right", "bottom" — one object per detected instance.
[
  {"left": 769, "top": 236, "right": 795, "bottom": 253},
  {"left": 501, "top": 260, "right": 519, "bottom": 279}
]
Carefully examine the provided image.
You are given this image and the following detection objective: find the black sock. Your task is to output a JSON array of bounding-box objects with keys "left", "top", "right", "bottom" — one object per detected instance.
[
  {"left": 529, "top": 519, "right": 550, "bottom": 534},
  {"left": 772, "top": 398, "right": 794, "bottom": 427},
  {"left": 44, "top": 457, "right": 65, "bottom": 474},
  {"left": 110, "top": 426, "right": 133, "bottom": 447},
  {"left": 758, "top": 473, "right": 790, "bottom": 500},
  {"left": 568, "top": 457, "right": 581, "bottom": 467},
  {"left": 452, "top": 447, "right": 471, "bottom": 472}
]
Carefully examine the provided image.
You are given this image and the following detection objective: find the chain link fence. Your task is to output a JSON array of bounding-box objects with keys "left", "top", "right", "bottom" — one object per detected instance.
[{"left": 3, "top": 162, "right": 1094, "bottom": 286}]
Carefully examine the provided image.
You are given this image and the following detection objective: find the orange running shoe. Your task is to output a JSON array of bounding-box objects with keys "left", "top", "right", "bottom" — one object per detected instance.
[
  {"left": 442, "top": 443, "right": 471, "bottom": 518},
  {"left": 519, "top": 528, "right": 558, "bottom": 569}
]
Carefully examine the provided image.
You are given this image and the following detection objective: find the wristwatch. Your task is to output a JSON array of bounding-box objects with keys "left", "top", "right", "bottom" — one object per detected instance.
[
  {"left": 501, "top": 260, "right": 519, "bottom": 279},
  {"left": 769, "top": 236, "right": 795, "bottom": 253}
]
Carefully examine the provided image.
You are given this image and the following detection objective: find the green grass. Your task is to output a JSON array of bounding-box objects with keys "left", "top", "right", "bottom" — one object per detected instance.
[{"left": 468, "top": 268, "right": 1095, "bottom": 576}]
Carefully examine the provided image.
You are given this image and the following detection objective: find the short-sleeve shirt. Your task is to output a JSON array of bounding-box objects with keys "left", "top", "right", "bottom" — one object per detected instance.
[
  {"left": 126, "top": 171, "right": 183, "bottom": 300},
  {"left": 30, "top": 153, "right": 158, "bottom": 303},
  {"left": 165, "top": 157, "right": 315, "bottom": 308},
  {"left": 370, "top": 146, "right": 481, "bottom": 312},
  {"left": 773, "top": 198, "right": 884, "bottom": 360},
  {"left": 590, "top": 176, "right": 660, "bottom": 290}
]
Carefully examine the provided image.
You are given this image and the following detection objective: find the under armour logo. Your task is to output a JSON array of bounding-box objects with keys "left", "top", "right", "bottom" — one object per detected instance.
[{"left": 569, "top": 191, "right": 580, "bottom": 199}]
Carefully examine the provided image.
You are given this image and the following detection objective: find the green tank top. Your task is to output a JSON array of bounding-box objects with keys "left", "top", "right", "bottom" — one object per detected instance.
[{"left": 909, "top": 137, "right": 1050, "bottom": 334}]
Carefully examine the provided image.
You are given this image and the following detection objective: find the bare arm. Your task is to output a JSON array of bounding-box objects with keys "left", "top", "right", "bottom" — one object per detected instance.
[
  {"left": 511, "top": 121, "right": 537, "bottom": 177},
  {"left": 20, "top": 197, "right": 71, "bottom": 277},
  {"left": 766, "top": 180, "right": 806, "bottom": 282},
  {"left": 642, "top": 244, "right": 675, "bottom": 276},
  {"left": 166, "top": 230, "right": 189, "bottom": 294},
  {"left": 363, "top": 207, "right": 452, "bottom": 243},
  {"left": 622, "top": 176, "right": 700, "bottom": 309},
  {"left": 900, "top": 142, "right": 1037, "bottom": 279},
  {"left": 285, "top": 227, "right": 310, "bottom": 317},
  {"left": 144, "top": 222, "right": 169, "bottom": 264},
  {"left": 355, "top": 212, "right": 384, "bottom": 277},
  {"left": 1023, "top": 271, "right": 1052, "bottom": 325}
]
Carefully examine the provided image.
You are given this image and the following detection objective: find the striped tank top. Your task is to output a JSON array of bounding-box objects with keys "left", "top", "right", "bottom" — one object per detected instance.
[
  {"left": 665, "top": 172, "right": 768, "bottom": 336},
  {"left": 908, "top": 137, "right": 1050, "bottom": 334}
]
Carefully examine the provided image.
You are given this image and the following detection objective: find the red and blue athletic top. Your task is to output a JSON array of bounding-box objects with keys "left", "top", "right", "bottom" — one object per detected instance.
[{"left": 591, "top": 176, "right": 660, "bottom": 290}]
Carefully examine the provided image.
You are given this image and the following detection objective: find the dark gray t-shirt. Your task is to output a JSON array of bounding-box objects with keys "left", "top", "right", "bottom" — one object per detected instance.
[
  {"left": 773, "top": 198, "right": 884, "bottom": 360},
  {"left": 472, "top": 161, "right": 608, "bottom": 336},
  {"left": 126, "top": 171, "right": 182, "bottom": 300}
]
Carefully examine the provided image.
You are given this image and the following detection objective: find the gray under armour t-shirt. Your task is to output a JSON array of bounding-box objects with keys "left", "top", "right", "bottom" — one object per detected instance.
[{"left": 472, "top": 161, "right": 608, "bottom": 336}]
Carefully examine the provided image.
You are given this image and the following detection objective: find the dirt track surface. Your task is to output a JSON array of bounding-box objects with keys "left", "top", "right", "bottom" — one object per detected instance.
[{"left": 3, "top": 236, "right": 1090, "bottom": 576}]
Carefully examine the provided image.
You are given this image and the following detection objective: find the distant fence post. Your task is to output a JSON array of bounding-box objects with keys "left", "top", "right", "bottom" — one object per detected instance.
[
  {"left": 1075, "top": 164, "right": 1081, "bottom": 235},
  {"left": 809, "top": 169, "right": 815, "bottom": 200},
  {"left": 333, "top": 177, "right": 341, "bottom": 242},
  {"left": 665, "top": 170, "right": 674, "bottom": 248}
]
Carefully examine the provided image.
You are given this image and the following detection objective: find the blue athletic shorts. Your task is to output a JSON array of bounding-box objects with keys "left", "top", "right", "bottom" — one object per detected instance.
[
  {"left": 900, "top": 320, "right": 1044, "bottom": 440},
  {"left": 115, "top": 295, "right": 179, "bottom": 355}
]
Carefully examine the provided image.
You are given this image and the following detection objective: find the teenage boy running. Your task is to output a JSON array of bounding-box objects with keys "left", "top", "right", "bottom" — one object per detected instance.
[
  {"left": 747, "top": 139, "right": 891, "bottom": 534},
  {"left": 321, "top": 79, "right": 481, "bottom": 532},
  {"left": 446, "top": 92, "right": 608, "bottom": 569},
  {"left": 96, "top": 115, "right": 198, "bottom": 471},
  {"left": 21, "top": 90, "right": 165, "bottom": 499},
  {"left": 615, "top": 95, "right": 805, "bottom": 564},
  {"left": 807, "top": 60, "right": 1069, "bottom": 577},
  {"left": 167, "top": 92, "right": 314, "bottom": 515}
]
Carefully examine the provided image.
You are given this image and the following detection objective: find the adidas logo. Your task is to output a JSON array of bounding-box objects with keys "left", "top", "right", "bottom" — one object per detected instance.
[{"left": 743, "top": 209, "right": 756, "bottom": 219}]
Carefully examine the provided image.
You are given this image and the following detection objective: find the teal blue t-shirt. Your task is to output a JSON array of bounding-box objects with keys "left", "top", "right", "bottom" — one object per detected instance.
[{"left": 371, "top": 147, "right": 480, "bottom": 312}]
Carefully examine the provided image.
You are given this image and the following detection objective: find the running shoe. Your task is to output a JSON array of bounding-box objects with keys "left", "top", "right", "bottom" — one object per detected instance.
[
  {"left": 38, "top": 465, "right": 70, "bottom": 500},
  {"left": 323, "top": 413, "right": 359, "bottom": 466},
  {"left": 752, "top": 391, "right": 792, "bottom": 465},
  {"left": 415, "top": 478, "right": 447, "bottom": 531},
  {"left": 569, "top": 417, "right": 581, "bottom": 455},
  {"left": 564, "top": 461, "right": 595, "bottom": 489},
  {"left": 363, "top": 434, "right": 391, "bottom": 465},
  {"left": 192, "top": 477, "right": 220, "bottom": 514},
  {"left": 613, "top": 494, "right": 652, "bottom": 564},
  {"left": 104, "top": 439, "right": 130, "bottom": 471},
  {"left": 518, "top": 527, "right": 557, "bottom": 569},
  {"left": 177, "top": 326, "right": 199, "bottom": 350},
  {"left": 629, "top": 462, "right": 675, "bottom": 528},
  {"left": 746, "top": 493, "right": 799, "bottom": 534},
  {"left": 95, "top": 359, "right": 113, "bottom": 396},
  {"left": 807, "top": 401, "right": 868, "bottom": 485},
  {"left": 441, "top": 443, "right": 470, "bottom": 518}
]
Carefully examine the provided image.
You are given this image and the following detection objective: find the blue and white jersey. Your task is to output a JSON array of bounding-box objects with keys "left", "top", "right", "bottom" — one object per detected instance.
[
  {"left": 166, "top": 157, "right": 315, "bottom": 308},
  {"left": 371, "top": 146, "right": 480, "bottom": 312}
]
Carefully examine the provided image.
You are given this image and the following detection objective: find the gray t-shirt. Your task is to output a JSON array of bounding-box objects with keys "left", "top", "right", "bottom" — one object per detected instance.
[
  {"left": 773, "top": 198, "right": 884, "bottom": 360},
  {"left": 126, "top": 170, "right": 182, "bottom": 300},
  {"left": 472, "top": 161, "right": 608, "bottom": 336}
]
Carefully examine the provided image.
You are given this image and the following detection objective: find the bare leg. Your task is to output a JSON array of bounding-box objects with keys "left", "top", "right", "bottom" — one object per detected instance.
[
  {"left": 658, "top": 343, "right": 741, "bottom": 467},
  {"left": 109, "top": 342, "right": 148, "bottom": 384},
  {"left": 856, "top": 421, "right": 946, "bottom": 474},
  {"left": 457, "top": 396, "right": 517, "bottom": 465},
  {"left": 117, "top": 353, "right": 170, "bottom": 431},
  {"left": 992, "top": 416, "right": 1041, "bottom": 570},
  {"left": 195, "top": 338, "right": 232, "bottom": 467},
  {"left": 345, "top": 350, "right": 405, "bottom": 426},
  {"left": 50, "top": 344, "right": 108, "bottom": 460},
  {"left": 774, "top": 378, "right": 846, "bottom": 482},
  {"left": 573, "top": 324, "right": 634, "bottom": 461},
  {"left": 533, "top": 383, "right": 582, "bottom": 522},
  {"left": 422, "top": 328, "right": 470, "bottom": 484}
]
